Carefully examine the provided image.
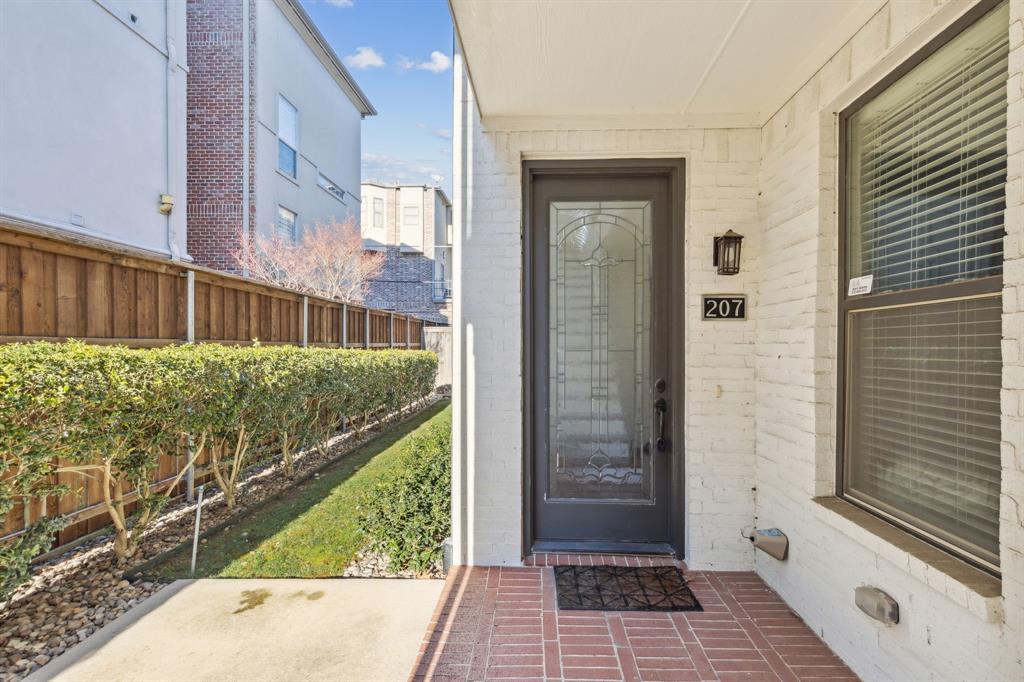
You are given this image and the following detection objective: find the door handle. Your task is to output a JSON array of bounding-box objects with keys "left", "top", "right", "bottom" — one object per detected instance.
[{"left": 654, "top": 398, "right": 669, "bottom": 452}]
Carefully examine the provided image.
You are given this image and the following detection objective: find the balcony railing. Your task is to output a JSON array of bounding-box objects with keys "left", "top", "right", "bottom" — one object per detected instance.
[{"left": 432, "top": 279, "right": 452, "bottom": 302}]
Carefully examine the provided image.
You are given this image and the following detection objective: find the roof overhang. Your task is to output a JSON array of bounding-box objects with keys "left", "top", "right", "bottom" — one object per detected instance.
[
  {"left": 277, "top": 0, "right": 377, "bottom": 117},
  {"left": 450, "top": 0, "right": 886, "bottom": 129}
]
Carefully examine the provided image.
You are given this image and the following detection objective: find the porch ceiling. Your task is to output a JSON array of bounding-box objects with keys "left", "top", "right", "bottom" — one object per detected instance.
[{"left": 450, "top": 0, "right": 886, "bottom": 128}]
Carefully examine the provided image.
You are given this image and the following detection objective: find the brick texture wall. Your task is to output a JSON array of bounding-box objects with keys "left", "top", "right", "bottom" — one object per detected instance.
[
  {"left": 754, "top": 3, "right": 1023, "bottom": 679},
  {"left": 453, "top": 44, "right": 761, "bottom": 569},
  {"left": 454, "top": 1, "right": 1024, "bottom": 679},
  {"left": 185, "top": 0, "right": 255, "bottom": 272}
]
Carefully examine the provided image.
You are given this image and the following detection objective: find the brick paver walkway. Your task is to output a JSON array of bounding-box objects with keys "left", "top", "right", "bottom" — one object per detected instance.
[{"left": 411, "top": 554, "right": 858, "bottom": 681}]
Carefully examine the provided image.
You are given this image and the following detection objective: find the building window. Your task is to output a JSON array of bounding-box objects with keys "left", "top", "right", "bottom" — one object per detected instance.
[
  {"left": 433, "top": 245, "right": 452, "bottom": 302},
  {"left": 317, "top": 172, "right": 347, "bottom": 204},
  {"left": 278, "top": 95, "right": 298, "bottom": 178},
  {"left": 277, "top": 206, "right": 297, "bottom": 242},
  {"left": 840, "top": 1, "right": 1007, "bottom": 571},
  {"left": 400, "top": 205, "right": 422, "bottom": 251},
  {"left": 373, "top": 197, "right": 384, "bottom": 228}
]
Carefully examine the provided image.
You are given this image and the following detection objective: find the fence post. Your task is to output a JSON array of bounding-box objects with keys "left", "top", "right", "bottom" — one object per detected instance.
[
  {"left": 341, "top": 303, "right": 347, "bottom": 348},
  {"left": 185, "top": 269, "right": 196, "bottom": 502},
  {"left": 185, "top": 270, "right": 195, "bottom": 343},
  {"left": 406, "top": 316, "right": 411, "bottom": 349},
  {"left": 302, "top": 296, "right": 309, "bottom": 347},
  {"left": 389, "top": 313, "right": 394, "bottom": 348},
  {"left": 364, "top": 308, "right": 370, "bottom": 349}
]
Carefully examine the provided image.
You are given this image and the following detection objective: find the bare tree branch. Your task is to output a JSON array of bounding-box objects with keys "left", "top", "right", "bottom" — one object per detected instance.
[{"left": 235, "top": 218, "right": 384, "bottom": 303}]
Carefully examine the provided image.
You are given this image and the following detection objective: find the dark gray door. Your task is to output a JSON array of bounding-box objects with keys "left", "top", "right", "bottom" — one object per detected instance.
[{"left": 528, "top": 163, "right": 680, "bottom": 553}]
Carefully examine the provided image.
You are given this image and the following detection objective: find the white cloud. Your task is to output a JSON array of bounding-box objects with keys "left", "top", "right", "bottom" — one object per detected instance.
[
  {"left": 363, "top": 153, "right": 445, "bottom": 188},
  {"left": 417, "top": 123, "right": 452, "bottom": 140},
  {"left": 343, "top": 47, "right": 384, "bottom": 69},
  {"left": 417, "top": 51, "right": 452, "bottom": 73},
  {"left": 324, "top": 0, "right": 354, "bottom": 7},
  {"left": 398, "top": 51, "right": 452, "bottom": 74}
]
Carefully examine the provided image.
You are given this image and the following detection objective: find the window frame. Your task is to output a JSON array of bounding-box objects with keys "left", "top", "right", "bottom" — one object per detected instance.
[
  {"left": 402, "top": 205, "right": 420, "bottom": 225},
  {"left": 317, "top": 172, "right": 347, "bottom": 204},
  {"left": 836, "top": 0, "right": 1006, "bottom": 575},
  {"left": 276, "top": 205, "right": 298, "bottom": 243},
  {"left": 277, "top": 94, "right": 299, "bottom": 179}
]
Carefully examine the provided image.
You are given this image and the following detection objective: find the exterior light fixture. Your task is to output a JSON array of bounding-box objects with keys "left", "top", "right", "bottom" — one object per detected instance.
[{"left": 713, "top": 230, "right": 743, "bottom": 275}]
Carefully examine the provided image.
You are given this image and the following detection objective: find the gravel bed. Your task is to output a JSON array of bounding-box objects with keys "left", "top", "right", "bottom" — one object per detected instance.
[{"left": 0, "top": 398, "right": 441, "bottom": 681}]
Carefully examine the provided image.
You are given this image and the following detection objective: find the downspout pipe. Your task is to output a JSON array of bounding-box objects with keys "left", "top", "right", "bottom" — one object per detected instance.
[{"left": 165, "top": 0, "right": 181, "bottom": 260}]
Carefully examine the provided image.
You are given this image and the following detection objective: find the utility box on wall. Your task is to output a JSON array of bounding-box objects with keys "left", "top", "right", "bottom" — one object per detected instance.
[{"left": 855, "top": 586, "right": 899, "bottom": 625}]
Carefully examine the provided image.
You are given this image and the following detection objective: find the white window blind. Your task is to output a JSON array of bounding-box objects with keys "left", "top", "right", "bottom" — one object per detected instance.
[
  {"left": 846, "top": 5, "right": 1008, "bottom": 294},
  {"left": 846, "top": 297, "right": 1002, "bottom": 563},
  {"left": 276, "top": 206, "right": 297, "bottom": 242},
  {"left": 842, "top": 2, "right": 1007, "bottom": 570}
]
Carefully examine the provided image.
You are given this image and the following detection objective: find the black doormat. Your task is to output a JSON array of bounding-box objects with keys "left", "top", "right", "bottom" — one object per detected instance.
[{"left": 554, "top": 565, "right": 703, "bottom": 612}]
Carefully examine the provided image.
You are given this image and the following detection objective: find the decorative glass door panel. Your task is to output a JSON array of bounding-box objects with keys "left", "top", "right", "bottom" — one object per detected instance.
[
  {"left": 548, "top": 201, "right": 652, "bottom": 501},
  {"left": 528, "top": 164, "right": 679, "bottom": 551}
]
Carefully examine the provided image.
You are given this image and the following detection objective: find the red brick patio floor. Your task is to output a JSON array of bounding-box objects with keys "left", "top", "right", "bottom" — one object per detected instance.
[{"left": 410, "top": 554, "right": 859, "bottom": 682}]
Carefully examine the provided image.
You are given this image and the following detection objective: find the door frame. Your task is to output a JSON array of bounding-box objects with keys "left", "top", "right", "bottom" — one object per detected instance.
[{"left": 521, "top": 158, "right": 686, "bottom": 558}]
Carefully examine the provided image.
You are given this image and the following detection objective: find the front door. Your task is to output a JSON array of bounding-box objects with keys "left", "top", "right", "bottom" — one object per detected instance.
[{"left": 526, "top": 160, "right": 683, "bottom": 554}]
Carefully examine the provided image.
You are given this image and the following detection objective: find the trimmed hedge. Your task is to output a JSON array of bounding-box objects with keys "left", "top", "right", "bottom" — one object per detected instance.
[
  {"left": 357, "top": 406, "right": 451, "bottom": 575},
  {"left": 0, "top": 341, "right": 436, "bottom": 598}
]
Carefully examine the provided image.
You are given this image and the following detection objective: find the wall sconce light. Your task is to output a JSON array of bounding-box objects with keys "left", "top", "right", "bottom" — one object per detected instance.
[
  {"left": 713, "top": 230, "right": 743, "bottom": 275},
  {"left": 158, "top": 194, "right": 175, "bottom": 216}
]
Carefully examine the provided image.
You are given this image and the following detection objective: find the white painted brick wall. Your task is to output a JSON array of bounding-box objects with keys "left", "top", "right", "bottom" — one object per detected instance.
[
  {"left": 454, "top": 1, "right": 1024, "bottom": 678},
  {"left": 453, "top": 45, "right": 761, "bottom": 569},
  {"left": 755, "top": 2, "right": 1024, "bottom": 680}
]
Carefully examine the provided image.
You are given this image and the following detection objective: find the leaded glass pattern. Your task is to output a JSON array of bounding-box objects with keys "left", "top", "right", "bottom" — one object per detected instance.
[{"left": 548, "top": 201, "right": 653, "bottom": 501}]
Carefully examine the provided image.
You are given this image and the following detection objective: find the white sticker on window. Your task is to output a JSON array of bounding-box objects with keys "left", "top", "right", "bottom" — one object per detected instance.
[{"left": 848, "top": 275, "right": 873, "bottom": 296}]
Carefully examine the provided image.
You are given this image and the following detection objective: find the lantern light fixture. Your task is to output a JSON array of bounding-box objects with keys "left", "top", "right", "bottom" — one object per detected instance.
[{"left": 713, "top": 230, "right": 743, "bottom": 275}]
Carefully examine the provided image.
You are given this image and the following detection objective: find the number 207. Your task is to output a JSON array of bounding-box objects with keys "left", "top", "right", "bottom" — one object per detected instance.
[{"left": 704, "top": 297, "right": 745, "bottom": 319}]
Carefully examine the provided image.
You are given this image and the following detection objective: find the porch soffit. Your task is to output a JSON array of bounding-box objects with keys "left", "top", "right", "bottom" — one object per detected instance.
[{"left": 450, "top": 0, "right": 887, "bottom": 130}]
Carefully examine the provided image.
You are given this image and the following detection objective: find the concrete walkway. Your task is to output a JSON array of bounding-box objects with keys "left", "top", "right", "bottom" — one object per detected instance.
[{"left": 31, "top": 578, "right": 444, "bottom": 682}]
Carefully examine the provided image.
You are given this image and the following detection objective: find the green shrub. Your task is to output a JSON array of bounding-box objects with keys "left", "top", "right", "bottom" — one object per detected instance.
[
  {"left": 357, "top": 406, "right": 451, "bottom": 574},
  {"left": 0, "top": 341, "right": 437, "bottom": 591}
]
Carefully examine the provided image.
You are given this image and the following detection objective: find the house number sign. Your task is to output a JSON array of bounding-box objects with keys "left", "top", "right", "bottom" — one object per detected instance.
[{"left": 702, "top": 294, "right": 747, "bottom": 320}]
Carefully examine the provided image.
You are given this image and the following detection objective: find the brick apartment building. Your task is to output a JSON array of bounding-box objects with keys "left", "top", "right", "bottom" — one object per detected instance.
[
  {"left": 186, "top": 0, "right": 374, "bottom": 273},
  {"left": 360, "top": 183, "right": 452, "bottom": 324}
]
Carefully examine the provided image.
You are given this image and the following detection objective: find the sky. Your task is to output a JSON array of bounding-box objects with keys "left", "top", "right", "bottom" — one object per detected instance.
[{"left": 299, "top": 0, "right": 454, "bottom": 197}]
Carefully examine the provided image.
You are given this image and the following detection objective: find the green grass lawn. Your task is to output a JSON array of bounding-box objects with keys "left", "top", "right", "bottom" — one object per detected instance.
[{"left": 147, "top": 401, "right": 450, "bottom": 579}]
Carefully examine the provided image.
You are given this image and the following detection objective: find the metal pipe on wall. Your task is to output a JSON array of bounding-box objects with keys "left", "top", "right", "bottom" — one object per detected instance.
[{"left": 164, "top": 0, "right": 181, "bottom": 260}]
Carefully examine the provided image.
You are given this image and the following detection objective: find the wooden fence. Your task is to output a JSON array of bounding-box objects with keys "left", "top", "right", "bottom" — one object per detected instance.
[
  {"left": 0, "top": 223, "right": 426, "bottom": 349},
  {"left": 0, "top": 221, "right": 433, "bottom": 548}
]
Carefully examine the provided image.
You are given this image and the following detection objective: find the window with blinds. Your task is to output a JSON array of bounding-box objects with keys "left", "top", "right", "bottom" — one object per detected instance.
[{"left": 841, "top": 1, "right": 1007, "bottom": 570}]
